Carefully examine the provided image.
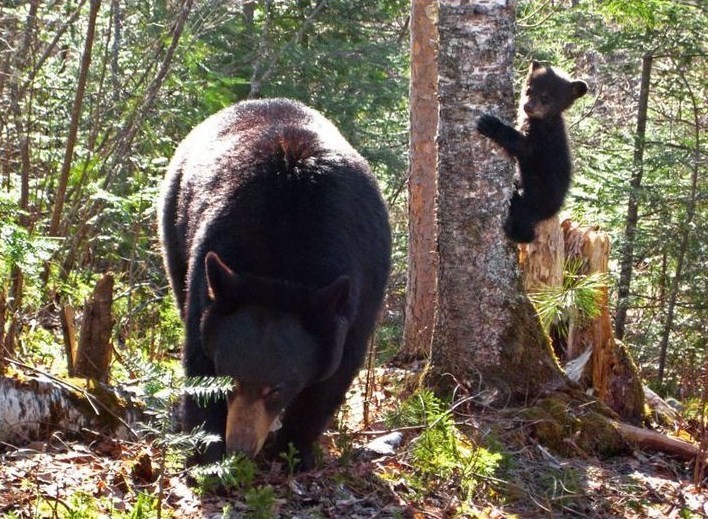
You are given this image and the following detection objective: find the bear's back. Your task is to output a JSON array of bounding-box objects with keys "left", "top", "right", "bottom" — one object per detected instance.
[{"left": 164, "top": 98, "right": 390, "bottom": 300}]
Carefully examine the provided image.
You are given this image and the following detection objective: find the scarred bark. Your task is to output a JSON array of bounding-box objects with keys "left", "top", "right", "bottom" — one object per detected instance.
[{"left": 74, "top": 273, "right": 114, "bottom": 382}]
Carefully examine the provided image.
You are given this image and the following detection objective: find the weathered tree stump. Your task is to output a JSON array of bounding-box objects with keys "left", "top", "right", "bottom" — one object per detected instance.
[
  {"left": 562, "top": 220, "right": 645, "bottom": 424},
  {"left": 519, "top": 216, "right": 564, "bottom": 292},
  {"left": 74, "top": 273, "right": 114, "bottom": 381}
]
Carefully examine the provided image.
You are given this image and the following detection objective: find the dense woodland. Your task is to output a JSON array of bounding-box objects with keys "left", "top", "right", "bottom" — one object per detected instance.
[{"left": 0, "top": 0, "right": 707, "bottom": 517}]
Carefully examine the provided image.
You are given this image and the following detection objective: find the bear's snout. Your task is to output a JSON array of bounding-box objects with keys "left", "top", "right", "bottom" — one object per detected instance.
[{"left": 225, "top": 395, "right": 275, "bottom": 457}]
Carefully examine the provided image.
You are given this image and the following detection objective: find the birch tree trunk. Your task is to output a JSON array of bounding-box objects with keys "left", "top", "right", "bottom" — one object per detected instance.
[
  {"left": 403, "top": 0, "right": 439, "bottom": 360},
  {"left": 430, "top": 0, "right": 565, "bottom": 396}
]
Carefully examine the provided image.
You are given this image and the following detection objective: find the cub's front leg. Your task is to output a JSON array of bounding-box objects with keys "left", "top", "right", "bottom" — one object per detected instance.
[{"left": 476, "top": 114, "right": 529, "bottom": 159}]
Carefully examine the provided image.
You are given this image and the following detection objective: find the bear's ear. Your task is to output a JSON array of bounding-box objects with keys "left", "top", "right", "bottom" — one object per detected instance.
[
  {"left": 205, "top": 251, "right": 237, "bottom": 301},
  {"left": 312, "top": 275, "right": 350, "bottom": 318},
  {"left": 530, "top": 61, "right": 543, "bottom": 71},
  {"left": 319, "top": 316, "right": 348, "bottom": 381},
  {"left": 571, "top": 80, "right": 588, "bottom": 99},
  {"left": 312, "top": 276, "right": 350, "bottom": 380}
]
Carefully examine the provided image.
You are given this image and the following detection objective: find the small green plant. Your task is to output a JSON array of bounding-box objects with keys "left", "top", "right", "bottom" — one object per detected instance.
[
  {"left": 131, "top": 365, "right": 235, "bottom": 504},
  {"left": 245, "top": 485, "right": 278, "bottom": 519},
  {"left": 126, "top": 492, "right": 158, "bottom": 519},
  {"left": 279, "top": 442, "right": 301, "bottom": 475},
  {"left": 383, "top": 389, "right": 503, "bottom": 507},
  {"left": 0, "top": 195, "right": 57, "bottom": 277},
  {"left": 528, "top": 258, "right": 609, "bottom": 338},
  {"left": 334, "top": 422, "right": 355, "bottom": 465},
  {"left": 191, "top": 452, "right": 257, "bottom": 493}
]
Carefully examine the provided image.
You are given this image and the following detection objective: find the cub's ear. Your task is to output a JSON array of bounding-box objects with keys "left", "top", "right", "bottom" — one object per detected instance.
[
  {"left": 530, "top": 61, "right": 543, "bottom": 71},
  {"left": 312, "top": 275, "right": 350, "bottom": 318},
  {"left": 571, "top": 80, "right": 588, "bottom": 99},
  {"left": 205, "top": 251, "right": 237, "bottom": 301}
]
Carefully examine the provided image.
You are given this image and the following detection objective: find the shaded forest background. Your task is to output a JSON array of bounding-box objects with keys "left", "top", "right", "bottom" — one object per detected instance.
[{"left": 1, "top": 0, "right": 706, "bottom": 422}]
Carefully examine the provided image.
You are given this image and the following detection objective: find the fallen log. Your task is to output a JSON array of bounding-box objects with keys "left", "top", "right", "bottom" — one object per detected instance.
[
  {"left": 614, "top": 420, "right": 704, "bottom": 463},
  {"left": 0, "top": 362, "right": 142, "bottom": 447}
]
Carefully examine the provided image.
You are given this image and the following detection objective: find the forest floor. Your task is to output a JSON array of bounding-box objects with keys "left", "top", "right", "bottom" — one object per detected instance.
[{"left": 1, "top": 365, "right": 707, "bottom": 518}]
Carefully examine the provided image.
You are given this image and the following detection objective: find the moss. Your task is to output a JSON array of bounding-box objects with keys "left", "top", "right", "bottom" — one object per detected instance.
[
  {"left": 576, "top": 412, "right": 629, "bottom": 457},
  {"left": 67, "top": 378, "right": 142, "bottom": 432},
  {"left": 520, "top": 393, "right": 630, "bottom": 458}
]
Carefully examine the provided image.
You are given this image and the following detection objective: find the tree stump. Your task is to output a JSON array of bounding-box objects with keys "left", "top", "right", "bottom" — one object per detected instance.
[
  {"left": 519, "top": 216, "right": 564, "bottom": 293},
  {"left": 74, "top": 273, "right": 114, "bottom": 382},
  {"left": 562, "top": 220, "right": 644, "bottom": 424}
]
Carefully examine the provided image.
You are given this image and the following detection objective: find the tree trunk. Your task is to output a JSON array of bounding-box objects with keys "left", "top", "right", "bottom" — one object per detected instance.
[
  {"left": 0, "top": 292, "right": 6, "bottom": 376},
  {"left": 615, "top": 52, "right": 652, "bottom": 340},
  {"left": 656, "top": 66, "right": 701, "bottom": 385},
  {"left": 429, "top": 0, "right": 565, "bottom": 397},
  {"left": 0, "top": 373, "right": 140, "bottom": 446},
  {"left": 402, "top": 0, "right": 438, "bottom": 360},
  {"left": 48, "top": 0, "right": 101, "bottom": 238},
  {"left": 519, "top": 216, "right": 564, "bottom": 292}
]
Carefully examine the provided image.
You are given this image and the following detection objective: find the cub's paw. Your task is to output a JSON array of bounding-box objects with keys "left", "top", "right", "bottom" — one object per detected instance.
[{"left": 476, "top": 114, "right": 504, "bottom": 138}]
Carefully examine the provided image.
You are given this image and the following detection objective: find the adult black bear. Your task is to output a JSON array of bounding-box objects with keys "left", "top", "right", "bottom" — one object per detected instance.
[
  {"left": 158, "top": 98, "right": 391, "bottom": 469},
  {"left": 477, "top": 61, "right": 588, "bottom": 243}
]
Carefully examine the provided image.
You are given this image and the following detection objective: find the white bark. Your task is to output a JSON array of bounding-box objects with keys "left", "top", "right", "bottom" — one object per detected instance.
[{"left": 0, "top": 375, "right": 139, "bottom": 445}]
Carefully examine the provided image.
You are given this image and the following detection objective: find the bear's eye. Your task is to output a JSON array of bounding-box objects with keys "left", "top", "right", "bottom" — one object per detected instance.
[
  {"left": 263, "top": 384, "right": 284, "bottom": 400},
  {"left": 540, "top": 94, "right": 551, "bottom": 104}
]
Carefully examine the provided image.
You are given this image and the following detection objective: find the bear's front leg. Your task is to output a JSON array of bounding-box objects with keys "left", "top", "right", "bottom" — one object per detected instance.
[{"left": 476, "top": 114, "right": 529, "bottom": 159}]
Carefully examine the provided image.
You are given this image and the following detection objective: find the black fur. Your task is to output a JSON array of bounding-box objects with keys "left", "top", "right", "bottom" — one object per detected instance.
[
  {"left": 477, "top": 62, "right": 588, "bottom": 243},
  {"left": 158, "top": 98, "right": 391, "bottom": 469}
]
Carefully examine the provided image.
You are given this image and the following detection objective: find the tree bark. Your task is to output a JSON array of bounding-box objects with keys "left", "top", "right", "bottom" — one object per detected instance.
[
  {"left": 403, "top": 0, "right": 439, "bottom": 360},
  {"left": 429, "top": 0, "right": 565, "bottom": 397},
  {"left": 0, "top": 372, "right": 139, "bottom": 446},
  {"left": 519, "top": 216, "right": 564, "bottom": 293},
  {"left": 615, "top": 52, "right": 652, "bottom": 340},
  {"left": 615, "top": 420, "right": 705, "bottom": 463},
  {"left": 74, "top": 273, "right": 114, "bottom": 382},
  {"left": 0, "top": 292, "right": 5, "bottom": 376}
]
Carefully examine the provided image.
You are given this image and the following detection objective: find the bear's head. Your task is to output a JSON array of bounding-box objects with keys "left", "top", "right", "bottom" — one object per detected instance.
[
  {"left": 199, "top": 251, "right": 350, "bottom": 457},
  {"left": 521, "top": 61, "right": 588, "bottom": 120}
]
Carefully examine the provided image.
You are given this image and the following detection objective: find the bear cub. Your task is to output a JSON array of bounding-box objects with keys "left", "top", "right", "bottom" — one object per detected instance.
[{"left": 477, "top": 61, "right": 588, "bottom": 243}]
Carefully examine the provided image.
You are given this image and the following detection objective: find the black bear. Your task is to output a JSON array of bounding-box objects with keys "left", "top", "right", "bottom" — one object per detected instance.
[
  {"left": 158, "top": 98, "right": 391, "bottom": 469},
  {"left": 476, "top": 61, "right": 588, "bottom": 243}
]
